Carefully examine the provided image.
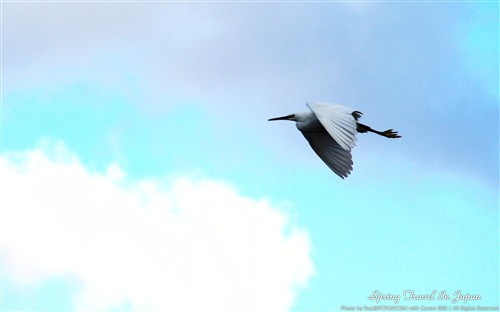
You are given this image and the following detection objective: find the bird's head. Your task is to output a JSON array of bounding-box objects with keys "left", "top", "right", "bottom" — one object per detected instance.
[{"left": 268, "top": 112, "right": 310, "bottom": 122}]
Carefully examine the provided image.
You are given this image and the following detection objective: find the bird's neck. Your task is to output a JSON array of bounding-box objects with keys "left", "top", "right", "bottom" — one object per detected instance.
[{"left": 295, "top": 114, "right": 324, "bottom": 133}]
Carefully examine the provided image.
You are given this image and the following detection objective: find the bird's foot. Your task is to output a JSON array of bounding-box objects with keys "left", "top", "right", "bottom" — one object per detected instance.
[{"left": 382, "top": 129, "right": 401, "bottom": 138}]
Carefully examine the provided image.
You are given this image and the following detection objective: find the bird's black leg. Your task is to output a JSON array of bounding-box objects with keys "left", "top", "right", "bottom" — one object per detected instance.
[{"left": 356, "top": 123, "right": 401, "bottom": 138}]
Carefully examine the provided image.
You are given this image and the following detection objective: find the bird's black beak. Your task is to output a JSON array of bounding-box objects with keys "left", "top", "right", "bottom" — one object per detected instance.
[{"left": 268, "top": 114, "right": 293, "bottom": 121}]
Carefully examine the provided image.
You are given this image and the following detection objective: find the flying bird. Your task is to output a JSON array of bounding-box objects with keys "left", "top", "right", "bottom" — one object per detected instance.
[{"left": 268, "top": 102, "right": 401, "bottom": 179}]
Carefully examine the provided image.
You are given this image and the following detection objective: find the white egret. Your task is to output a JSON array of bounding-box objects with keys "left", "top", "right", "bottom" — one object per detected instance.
[{"left": 268, "top": 102, "right": 401, "bottom": 179}]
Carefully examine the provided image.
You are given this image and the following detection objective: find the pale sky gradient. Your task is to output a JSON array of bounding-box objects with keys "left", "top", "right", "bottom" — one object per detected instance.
[{"left": 1, "top": 2, "right": 498, "bottom": 311}]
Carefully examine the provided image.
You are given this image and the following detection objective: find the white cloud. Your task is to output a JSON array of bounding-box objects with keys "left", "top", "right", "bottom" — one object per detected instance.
[{"left": 0, "top": 140, "right": 313, "bottom": 311}]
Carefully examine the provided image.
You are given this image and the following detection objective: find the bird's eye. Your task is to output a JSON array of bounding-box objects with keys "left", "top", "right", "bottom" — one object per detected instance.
[{"left": 289, "top": 114, "right": 295, "bottom": 119}]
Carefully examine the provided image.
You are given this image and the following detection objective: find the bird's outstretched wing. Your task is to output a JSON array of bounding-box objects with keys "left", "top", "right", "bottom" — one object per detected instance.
[
  {"left": 302, "top": 131, "right": 353, "bottom": 179},
  {"left": 307, "top": 102, "right": 358, "bottom": 151}
]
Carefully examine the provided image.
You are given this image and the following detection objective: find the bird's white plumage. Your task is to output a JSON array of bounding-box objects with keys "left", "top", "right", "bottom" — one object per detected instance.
[
  {"left": 302, "top": 131, "right": 353, "bottom": 179},
  {"left": 268, "top": 102, "right": 400, "bottom": 178},
  {"left": 306, "top": 102, "right": 358, "bottom": 151}
]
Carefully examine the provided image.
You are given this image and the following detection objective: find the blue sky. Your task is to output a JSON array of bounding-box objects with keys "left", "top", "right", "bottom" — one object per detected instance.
[{"left": 1, "top": 2, "right": 498, "bottom": 312}]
